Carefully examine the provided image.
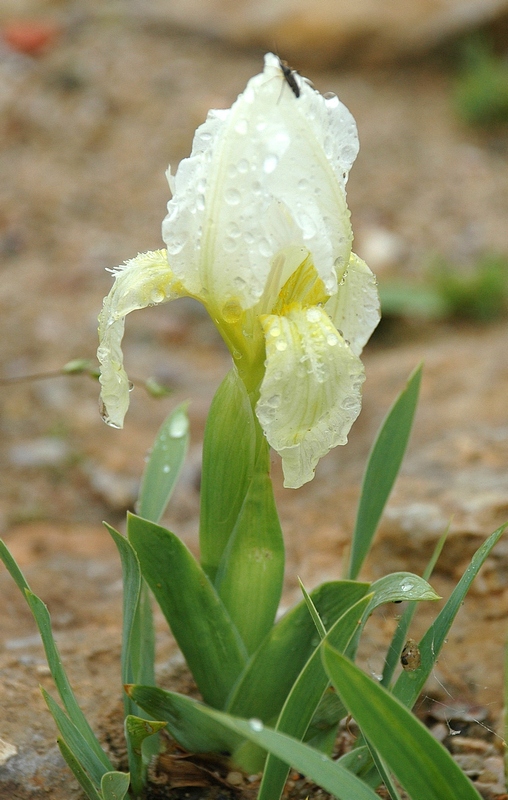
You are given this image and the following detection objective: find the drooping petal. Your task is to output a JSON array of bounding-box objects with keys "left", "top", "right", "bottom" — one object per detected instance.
[
  {"left": 97, "top": 250, "right": 185, "bottom": 428},
  {"left": 325, "top": 252, "right": 380, "bottom": 356},
  {"left": 257, "top": 305, "right": 365, "bottom": 488},
  {"left": 162, "top": 53, "right": 357, "bottom": 312}
]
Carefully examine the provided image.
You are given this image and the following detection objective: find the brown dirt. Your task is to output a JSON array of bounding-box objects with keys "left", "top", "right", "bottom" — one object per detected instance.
[{"left": 1, "top": 8, "right": 508, "bottom": 799}]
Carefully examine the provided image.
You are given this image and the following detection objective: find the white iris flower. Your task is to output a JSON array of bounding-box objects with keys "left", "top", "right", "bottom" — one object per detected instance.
[{"left": 98, "top": 53, "right": 380, "bottom": 489}]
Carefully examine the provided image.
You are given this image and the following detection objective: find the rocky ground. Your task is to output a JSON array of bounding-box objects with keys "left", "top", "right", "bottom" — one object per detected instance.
[{"left": 1, "top": 2, "right": 508, "bottom": 798}]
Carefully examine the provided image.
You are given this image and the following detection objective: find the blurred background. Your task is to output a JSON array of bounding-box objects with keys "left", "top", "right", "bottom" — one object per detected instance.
[{"left": 1, "top": 4, "right": 508, "bottom": 784}]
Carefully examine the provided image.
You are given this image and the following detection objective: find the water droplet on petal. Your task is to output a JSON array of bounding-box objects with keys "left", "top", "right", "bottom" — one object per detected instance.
[
  {"left": 234, "top": 118, "right": 248, "bottom": 135},
  {"left": 275, "top": 339, "right": 287, "bottom": 351},
  {"left": 151, "top": 289, "right": 166, "bottom": 304},
  {"left": 225, "top": 188, "right": 241, "bottom": 206},
  {"left": 324, "top": 92, "right": 339, "bottom": 108},
  {"left": 237, "top": 158, "right": 249, "bottom": 173},
  {"left": 263, "top": 154, "right": 278, "bottom": 174}
]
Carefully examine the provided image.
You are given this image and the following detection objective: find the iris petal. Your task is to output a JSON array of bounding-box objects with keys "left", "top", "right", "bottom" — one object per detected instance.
[
  {"left": 257, "top": 305, "right": 365, "bottom": 488},
  {"left": 97, "top": 250, "right": 184, "bottom": 428},
  {"left": 325, "top": 253, "right": 380, "bottom": 356}
]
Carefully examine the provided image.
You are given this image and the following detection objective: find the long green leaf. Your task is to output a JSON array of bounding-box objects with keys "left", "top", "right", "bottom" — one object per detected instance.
[
  {"left": 137, "top": 403, "right": 189, "bottom": 523},
  {"left": 393, "top": 523, "right": 507, "bottom": 709},
  {"left": 25, "top": 590, "right": 113, "bottom": 771},
  {"left": 182, "top": 705, "right": 381, "bottom": 800},
  {"left": 382, "top": 528, "right": 448, "bottom": 687},
  {"left": 215, "top": 457, "right": 285, "bottom": 654},
  {"left": 348, "top": 364, "right": 423, "bottom": 580},
  {"left": 200, "top": 368, "right": 257, "bottom": 582},
  {"left": 101, "top": 771, "right": 131, "bottom": 800},
  {"left": 226, "top": 581, "right": 369, "bottom": 721},
  {"left": 56, "top": 738, "right": 102, "bottom": 800},
  {"left": 42, "top": 689, "right": 108, "bottom": 788},
  {"left": 258, "top": 594, "right": 373, "bottom": 800},
  {"left": 127, "top": 513, "right": 247, "bottom": 708},
  {"left": 126, "top": 685, "right": 244, "bottom": 754},
  {"left": 0, "top": 543, "right": 112, "bottom": 772},
  {"left": 322, "top": 644, "right": 482, "bottom": 800}
]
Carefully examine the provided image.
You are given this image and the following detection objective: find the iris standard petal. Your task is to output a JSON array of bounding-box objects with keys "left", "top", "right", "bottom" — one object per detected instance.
[
  {"left": 257, "top": 305, "right": 365, "bottom": 488},
  {"left": 325, "top": 252, "right": 380, "bottom": 357},
  {"left": 161, "top": 53, "right": 357, "bottom": 312},
  {"left": 97, "top": 250, "right": 184, "bottom": 429}
]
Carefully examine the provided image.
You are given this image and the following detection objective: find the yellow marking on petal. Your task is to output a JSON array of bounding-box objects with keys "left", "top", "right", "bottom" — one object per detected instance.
[{"left": 272, "top": 253, "right": 329, "bottom": 316}]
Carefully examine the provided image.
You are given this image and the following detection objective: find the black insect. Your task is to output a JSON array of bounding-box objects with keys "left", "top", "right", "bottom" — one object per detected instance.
[{"left": 278, "top": 58, "right": 300, "bottom": 98}]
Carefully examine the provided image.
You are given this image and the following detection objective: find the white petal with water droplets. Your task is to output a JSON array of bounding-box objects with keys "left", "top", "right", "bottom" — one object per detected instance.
[
  {"left": 257, "top": 305, "right": 365, "bottom": 488},
  {"left": 161, "top": 53, "right": 356, "bottom": 312},
  {"left": 325, "top": 253, "right": 380, "bottom": 356},
  {"left": 97, "top": 250, "right": 184, "bottom": 429}
]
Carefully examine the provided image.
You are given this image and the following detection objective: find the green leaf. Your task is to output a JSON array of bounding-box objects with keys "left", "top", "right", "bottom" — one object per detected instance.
[
  {"left": 126, "top": 685, "right": 244, "bottom": 754},
  {"left": 393, "top": 523, "right": 507, "bottom": 709},
  {"left": 124, "top": 716, "right": 166, "bottom": 797},
  {"left": 127, "top": 513, "right": 247, "bottom": 708},
  {"left": 42, "top": 689, "right": 108, "bottom": 788},
  {"left": 226, "top": 581, "right": 369, "bottom": 722},
  {"left": 382, "top": 528, "right": 448, "bottom": 687},
  {"left": 56, "top": 738, "right": 102, "bottom": 800},
  {"left": 24, "top": 590, "right": 113, "bottom": 772},
  {"left": 348, "top": 364, "right": 422, "bottom": 580},
  {"left": 200, "top": 369, "right": 257, "bottom": 582},
  {"left": 137, "top": 402, "right": 189, "bottom": 523},
  {"left": 322, "top": 644, "right": 482, "bottom": 800},
  {"left": 182, "top": 705, "right": 381, "bottom": 800},
  {"left": 257, "top": 594, "right": 373, "bottom": 800},
  {"left": 101, "top": 771, "right": 131, "bottom": 800},
  {"left": 215, "top": 456, "right": 285, "bottom": 654},
  {"left": 299, "top": 578, "right": 327, "bottom": 639}
]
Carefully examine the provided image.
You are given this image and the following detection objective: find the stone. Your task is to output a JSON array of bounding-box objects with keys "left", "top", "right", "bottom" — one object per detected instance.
[{"left": 128, "top": 0, "right": 508, "bottom": 67}]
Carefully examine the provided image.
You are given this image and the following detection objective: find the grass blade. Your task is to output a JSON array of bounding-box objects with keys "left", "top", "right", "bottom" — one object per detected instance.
[
  {"left": 127, "top": 513, "right": 247, "bottom": 708},
  {"left": 258, "top": 594, "right": 372, "bottom": 800},
  {"left": 382, "top": 527, "right": 448, "bottom": 687},
  {"left": 137, "top": 403, "right": 189, "bottom": 523},
  {"left": 393, "top": 523, "right": 507, "bottom": 709},
  {"left": 322, "top": 643, "right": 482, "bottom": 800},
  {"left": 348, "top": 364, "right": 423, "bottom": 580},
  {"left": 42, "top": 689, "right": 109, "bottom": 788},
  {"left": 126, "top": 685, "right": 244, "bottom": 754},
  {"left": 226, "top": 581, "right": 369, "bottom": 721},
  {"left": 180, "top": 705, "right": 381, "bottom": 800},
  {"left": 56, "top": 738, "right": 102, "bottom": 800}
]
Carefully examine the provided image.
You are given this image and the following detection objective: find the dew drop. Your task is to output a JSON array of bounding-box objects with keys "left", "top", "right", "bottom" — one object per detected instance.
[
  {"left": 275, "top": 340, "right": 287, "bottom": 351},
  {"left": 262, "top": 154, "right": 278, "bottom": 174},
  {"left": 237, "top": 158, "right": 249, "bottom": 173},
  {"left": 223, "top": 237, "right": 237, "bottom": 253},
  {"left": 324, "top": 92, "right": 339, "bottom": 109},
  {"left": 327, "top": 333, "right": 338, "bottom": 346},
  {"left": 221, "top": 299, "right": 243, "bottom": 324},
  {"left": 167, "top": 237, "right": 185, "bottom": 256},
  {"left": 196, "top": 193, "right": 206, "bottom": 212},
  {"left": 225, "top": 188, "right": 241, "bottom": 206},
  {"left": 162, "top": 464, "right": 171, "bottom": 474},
  {"left": 226, "top": 222, "right": 241, "bottom": 239},
  {"left": 306, "top": 307, "right": 321, "bottom": 323},
  {"left": 400, "top": 581, "right": 415, "bottom": 593},
  {"left": 234, "top": 118, "right": 248, "bottom": 135},
  {"left": 249, "top": 718, "right": 264, "bottom": 732},
  {"left": 258, "top": 238, "right": 272, "bottom": 257},
  {"left": 169, "top": 411, "right": 189, "bottom": 439}
]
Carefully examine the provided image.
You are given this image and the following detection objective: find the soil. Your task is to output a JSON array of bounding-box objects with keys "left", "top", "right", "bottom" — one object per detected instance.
[{"left": 1, "top": 8, "right": 508, "bottom": 800}]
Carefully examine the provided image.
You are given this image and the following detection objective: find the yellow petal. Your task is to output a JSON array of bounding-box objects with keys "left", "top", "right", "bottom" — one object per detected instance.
[
  {"left": 97, "top": 250, "right": 184, "bottom": 428},
  {"left": 325, "top": 252, "right": 380, "bottom": 356},
  {"left": 257, "top": 305, "right": 365, "bottom": 488}
]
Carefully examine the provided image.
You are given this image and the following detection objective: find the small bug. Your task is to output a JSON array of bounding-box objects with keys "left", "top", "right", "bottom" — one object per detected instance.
[
  {"left": 278, "top": 58, "right": 300, "bottom": 98},
  {"left": 400, "top": 638, "right": 421, "bottom": 672}
]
